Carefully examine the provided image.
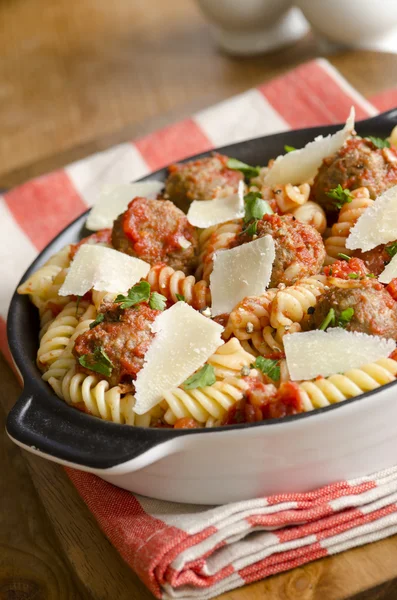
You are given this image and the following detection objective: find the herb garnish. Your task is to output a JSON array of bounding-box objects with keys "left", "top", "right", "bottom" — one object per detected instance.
[
  {"left": 284, "top": 145, "right": 296, "bottom": 153},
  {"left": 367, "top": 136, "right": 390, "bottom": 149},
  {"left": 78, "top": 346, "right": 114, "bottom": 377},
  {"left": 240, "top": 191, "right": 273, "bottom": 237},
  {"left": 386, "top": 242, "right": 397, "bottom": 259},
  {"left": 89, "top": 312, "right": 105, "bottom": 329},
  {"left": 337, "top": 253, "right": 351, "bottom": 262},
  {"left": 326, "top": 184, "right": 354, "bottom": 209},
  {"left": 251, "top": 356, "right": 280, "bottom": 381},
  {"left": 75, "top": 296, "right": 82, "bottom": 317},
  {"left": 319, "top": 308, "right": 335, "bottom": 331},
  {"left": 226, "top": 158, "right": 261, "bottom": 179},
  {"left": 348, "top": 273, "right": 360, "bottom": 279},
  {"left": 176, "top": 293, "right": 185, "bottom": 302},
  {"left": 182, "top": 364, "right": 216, "bottom": 390},
  {"left": 115, "top": 281, "right": 166, "bottom": 311},
  {"left": 366, "top": 273, "right": 375, "bottom": 278},
  {"left": 338, "top": 307, "right": 354, "bottom": 328}
]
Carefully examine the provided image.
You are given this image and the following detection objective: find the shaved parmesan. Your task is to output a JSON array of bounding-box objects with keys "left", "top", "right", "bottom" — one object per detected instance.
[
  {"left": 210, "top": 235, "right": 275, "bottom": 317},
  {"left": 187, "top": 181, "right": 245, "bottom": 228},
  {"left": 346, "top": 185, "right": 397, "bottom": 251},
  {"left": 133, "top": 302, "right": 224, "bottom": 414},
  {"left": 284, "top": 328, "right": 396, "bottom": 381},
  {"left": 86, "top": 181, "right": 164, "bottom": 230},
  {"left": 379, "top": 253, "right": 397, "bottom": 284},
  {"left": 59, "top": 245, "right": 149, "bottom": 296},
  {"left": 264, "top": 107, "right": 355, "bottom": 185}
]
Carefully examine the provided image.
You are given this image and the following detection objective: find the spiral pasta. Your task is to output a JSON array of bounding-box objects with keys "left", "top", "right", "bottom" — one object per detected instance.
[
  {"left": 269, "top": 276, "right": 327, "bottom": 330},
  {"left": 298, "top": 358, "right": 397, "bottom": 411},
  {"left": 207, "top": 338, "right": 254, "bottom": 378},
  {"left": 266, "top": 183, "right": 311, "bottom": 214},
  {"left": 291, "top": 201, "right": 327, "bottom": 234},
  {"left": 324, "top": 188, "right": 373, "bottom": 264},
  {"left": 224, "top": 290, "right": 277, "bottom": 341},
  {"left": 196, "top": 221, "right": 241, "bottom": 281},
  {"left": 147, "top": 264, "right": 210, "bottom": 310}
]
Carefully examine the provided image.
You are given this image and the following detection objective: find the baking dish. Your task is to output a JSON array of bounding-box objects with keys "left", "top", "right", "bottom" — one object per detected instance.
[{"left": 6, "top": 108, "right": 397, "bottom": 505}]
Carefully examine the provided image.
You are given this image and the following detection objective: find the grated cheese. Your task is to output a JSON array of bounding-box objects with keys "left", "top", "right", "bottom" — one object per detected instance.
[
  {"left": 284, "top": 328, "right": 396, "bottom": 381},
  {"left": 210, "top": 235, "right": 275, "bottom": 317},
  {"left": 346, "top": 184, "right": 397, "bottom": 252},
  {"left": 59, "top": 245, "right": 150, "bottom": 296},
  {"left": 86, "top": 181, "right": 164, "bottom": 230},
  {"left": 264, "top": 107, "right": 355, "bottom": 185},
  {"left": 133, "top": 302, "right": 224, "bottom": 414},
  {"left": 187, "top": 181, "right": 245, "bottom": 228}
]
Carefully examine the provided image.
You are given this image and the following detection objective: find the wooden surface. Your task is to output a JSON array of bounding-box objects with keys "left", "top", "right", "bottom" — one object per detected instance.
[{"left": 2, "top": 0, "right": 397, "bottom": 598}]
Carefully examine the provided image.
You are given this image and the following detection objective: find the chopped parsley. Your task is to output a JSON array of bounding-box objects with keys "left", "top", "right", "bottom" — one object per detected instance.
[
  {"left": 284, "top": 145, "right": 296, "bottom": 153},
  {"left": 337, "top": 253, "right": 351, "bottom": 262},
  {"left": 226, "top": 157, "right": 261, "bottom": 179},
  {"left": 319, "top": 308, "right": 335, "bottom": 331},
  {"left": 75, "top": 296, "right": 82, "bottom": 317},
  {"left": 338, "top": 307, "right": 354, "bottom": 328},
  {"left": 251, "top": 356, "right": 280, "bottom": 382},
  {"left": 115, "top": 281, "right": 166, "bottom": 311},
  {"left": 326, "top": 184, "right": 354, "bottom": 209},
  {"left": 89, "top": 312, "right": 105, "bottom": 329},
  {"left": 78, "top": 346, "right": 114, "bottom": 377},
  {"left": 182, "top": 364, "right": 216, "bottom": 390},
  {"left": 366, "top": 273, "right": 375, "bottom": 278},
  {"left": 367, "top": 136, "right": 390, "bottom": 149},
  {"left": 149, "top": 291, "right": 167, "bottom": 311},
  {"left": 386, "top": 242, "right": 397, "bottom": 259},
  {"left": 241, "top": 191, "right": 273, "bottom": 237},
  {"left": 175, "top": 293, "right": 185, "bottom": 302},
  {"left": 348, "top": 273, "right": 360, "bottom": 279}
]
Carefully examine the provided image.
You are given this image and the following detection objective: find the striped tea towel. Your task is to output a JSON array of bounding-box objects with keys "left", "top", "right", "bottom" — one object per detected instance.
[{"left": 2, "top": 58, "right": 397, "bottom": 599}]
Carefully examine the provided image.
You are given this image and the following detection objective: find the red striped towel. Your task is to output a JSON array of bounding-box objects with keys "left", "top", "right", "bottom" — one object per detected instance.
[{"left": 3, "top": 58, "right": 397, "bottom": 599}]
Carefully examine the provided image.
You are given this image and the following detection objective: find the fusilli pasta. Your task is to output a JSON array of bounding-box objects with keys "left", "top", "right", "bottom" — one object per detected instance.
[
  {"left": 290, "top": 201, "right": 327, "bottom": 234},
  {"left": 224, "top": 290, "right": 277, "bottom": 341},
  {"left": 269, "top": 276, "right": 327, "bottom": 330},
  {"left": 147, "top": 264, "right": 210, "bottom": 310},
  {"left": 196, "top": 221, "right": 241, "bottom": 281}
]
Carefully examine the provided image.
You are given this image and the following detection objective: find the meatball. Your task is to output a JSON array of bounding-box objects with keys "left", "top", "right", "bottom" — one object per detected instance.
[
  {"left": 74, "top": 302, "right": 159, "bottom": 386},
  {"left": 307, "top": 286, "right": 397, "bottom": 339},
  {"left": 237, "top": 214, "right": 325, "bottom": 287},
  {"left": 356, "top": 244, "right": 397, "bottom": 277},
  {"left": 165, "top": 153, "right": 243, "bottom": 209},
  {"left": 312, "top": 138, "right": 397, "bottom": 211},
  {"left": 112, "top": 197, "right": 198, "bottom": 273}
]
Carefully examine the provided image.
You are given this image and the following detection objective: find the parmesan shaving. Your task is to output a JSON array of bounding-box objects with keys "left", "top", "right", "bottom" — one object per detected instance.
[
  {"left": 133, "top": 302, "right": 224, "bottom": 414},
  {"left": 264, "top": 107, "right": 355, "bottom": 185},
  {"left": 59, "top": 245, "right": 150, "bottom": 296},
  {"left": 379, "top": 253, "right": 397, "bottom": 284},
  {"left": 284, "top": 328, "right": 396, "bottom": 381},
  {"left": 346, "top": 184, "right": 397, "bottom": 251},
  {"left": 187, "top": 181, "right": 245, "bottom": 228},
  {"left": 86, "top": 181, "right": 164, "bottom": 230},
  {"left": 210, "top": 235, "right": 275, "bottom": 317}
]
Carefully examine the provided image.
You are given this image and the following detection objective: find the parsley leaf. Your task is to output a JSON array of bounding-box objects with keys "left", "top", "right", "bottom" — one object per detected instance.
[
  {"left": 244, "top": 191, "right": 273, "bottom": 222},
  {"left": 226, "top": 158, "right": 261, "bottom": 179},
  {"left": 338, "top": 307, "right": 354, "bottom": 328},
  {"left": 367, "top": 136, "right": 390, "bottom": 149},
  {"left": 242, "top": 220, "right": 258, "bottom": 237},
  {"left": 78, "top": 346, "right": 114, "bottom": 377},
  {"left": 337, "top": 253, "right": 351, "bottom": 262},
  {"left": 115, "top": 281, "right": 151, "bottom": 309},
  {"left": 386, "top": 242, "right": 397, "bottom": 259},
  {"left": 89, "top": 313, "right": 105, "bottom": 329},
  {"left": 319, "top": 308, "right": 335, "bottom": 331},
  {"left": 326, "top": 184, "right": 354, "bottom": 210},
  {"left": 182, "top": 364, "right": 216, "bottom": 390},
  {"left": 175, "top": 294, "right": 185, "bottom": 302},
  {"left": 348, "top": 273, "right": 360, "bottom": 279},
  {"left": 149, "top": 291, "right": 167, "bottom": 311},
  {"left": 284, "top": 145, "right": 296, "bottom": 153},
  {"left": 251, "top": 356, "right": 280, "bottom": 381}
]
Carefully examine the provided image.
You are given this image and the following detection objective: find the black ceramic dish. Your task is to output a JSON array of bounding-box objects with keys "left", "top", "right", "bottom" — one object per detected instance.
[{"left": 7, "top": 108, "right": 397, "bottom": 470}]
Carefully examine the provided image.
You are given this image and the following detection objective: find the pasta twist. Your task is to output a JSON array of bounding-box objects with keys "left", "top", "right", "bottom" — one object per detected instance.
[
  {"left": 196, "top": 221, "right": 241, "bottom": 281},
  {"left": 147, "top": 264, "right": 210, "bottom": 310},
  {"left": 266, "top": 183, "right": 311, "bottom": 214},
  {"left": 324, "top": 188, "right": 373, "bottom": 264},
  {"left": 269, "top": 276, "right": 327, "bottom": 329},
  {"left": 49, "top": 366, "right": 155, "bottom": 426},
  {"left": 224, "top": 290, "right": 277, "bottom": 341},
  {"left": 207, "top": 338, "right": 254, "bottom": 378},
  {"left": 298, "top": 358, "right": 397, "bottom": 411},
  {"left": 290, "top": 201, "right": 327, "bottom": 234}
]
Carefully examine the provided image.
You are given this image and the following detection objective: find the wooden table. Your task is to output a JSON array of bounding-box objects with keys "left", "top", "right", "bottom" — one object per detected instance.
[{"left": 1, "top": 0, "right": 397, "bottom": 598}]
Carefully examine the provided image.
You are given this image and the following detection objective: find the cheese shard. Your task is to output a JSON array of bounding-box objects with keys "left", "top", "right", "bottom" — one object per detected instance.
[
  {"left": 210, "top": 235, "right": 275, "bottom": 317},
  {"left": 86, "top": 181, "right": 164, "bottom": 230},
  {"left": 187, "top": 180, "right": 245, "bottom": 228},
  {"left": 346, "top": 185, "right": 397, "bottom": 251},
  {"left": 264, "top": 107, "right": 355, "bottom": 186},
  {"left": 379, "top": 253, "right": 397, "bottom": 284},
  {"left": 133, "top": 302, "right": 224, "bottom": 414},
  {"left": 284, "top": 328, "right": 396, "bottom": 381},
  {"left": 59, "top": 245, "right": 150, "bottom": 296}
]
